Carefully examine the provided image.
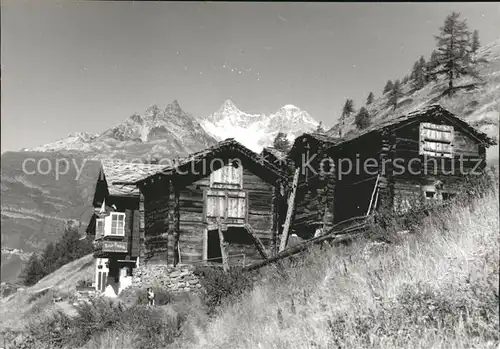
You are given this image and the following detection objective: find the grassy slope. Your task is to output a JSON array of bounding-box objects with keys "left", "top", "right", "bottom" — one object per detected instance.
[
  {"left": 330, "top": 39, "right": 500, "bottom": 163},
  {"left": 184, "top": 188, "right": 499, "bottom": 349},
  {"left": 0, "top": 254, "right": 94, "bottom": 332}
]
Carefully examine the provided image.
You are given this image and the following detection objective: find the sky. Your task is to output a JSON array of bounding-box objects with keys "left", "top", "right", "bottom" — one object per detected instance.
[{"left": 1, "top": 1, "right": 499, "bottom": 152}]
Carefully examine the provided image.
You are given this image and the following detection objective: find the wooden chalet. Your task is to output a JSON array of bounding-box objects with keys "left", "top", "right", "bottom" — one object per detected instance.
[
  {"left": 119, "top": 139, "right": 288, "bottom": 268},
  {"left": 86, "top": 161, "right": 165, "bottom": 295},
  {"left": 288, "top": 104, "right": 496, "bottom": 238}
]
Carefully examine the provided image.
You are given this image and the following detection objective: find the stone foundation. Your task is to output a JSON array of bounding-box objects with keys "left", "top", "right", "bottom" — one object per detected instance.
[{"left": 132, "top": 264, "right": 203, "bottom": 293}]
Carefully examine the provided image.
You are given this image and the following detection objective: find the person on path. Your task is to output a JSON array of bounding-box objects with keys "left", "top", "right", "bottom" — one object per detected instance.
[{"left": 147, "top": 287, "right": 155, "bottom": 307}]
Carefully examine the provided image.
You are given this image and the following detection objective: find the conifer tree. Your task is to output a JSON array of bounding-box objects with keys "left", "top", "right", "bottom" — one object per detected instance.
[
  {"left": 273, "top": 132, "right": 291, "bottom": 153},
  {"left": 366, "top": 92, "right": 374, "bottom": 105},
  {"left": 41, "top": 242, "right": 56, "bottom": 275},
  {"left": 471, "top": 29, "right": 480, "bottom": 54},
  {"left": 338, "top": 99, "right": 355, "bottom": 134},
  {"left": 342, "top": 99, "right": 354, "bottom": 118},
  {"left": 388, "top": 79, "right": 403, "bottom": 110},
  {"left": 412, "top": 56, "right": 427, "bottom": 90},
  {"left": 383, "top": 80, "right": 394, "bottom": 94},
  {"left": 355, "top": 107, "right": 371, "bottom": 130},
  {"left": 315, "top": 121, "right": 324, "bottom": 133},
  {"left": 426, "top": 50, "right": 439, "bottom": 82},
  {"left": 433, "top": 12, "right": 476, "bottom": 95},
  {"left": 20, "top": 253, "right": 45, "bottom": 286}
]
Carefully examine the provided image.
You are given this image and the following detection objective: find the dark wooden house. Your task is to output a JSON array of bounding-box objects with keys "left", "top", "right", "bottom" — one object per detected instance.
[
  {"left": 121, "top": 139, "right": 287, "bottom": 267},
  {"left": 288, "top": 104, "right": 496, "bottom": 238},
  {"left": 86, "top": 161, "right": 165, "bottom": 295}
]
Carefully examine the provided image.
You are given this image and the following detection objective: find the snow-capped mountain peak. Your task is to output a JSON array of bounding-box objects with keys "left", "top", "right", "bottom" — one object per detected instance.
[
  {"left": 206, "top": 99, "right": 259, "bottom": 126},
  {"left": 200, "top": 100, "right": 321, "bottom": 152},
  {"left": 280, "top": 104, "right": 299, "bottom": 110}
]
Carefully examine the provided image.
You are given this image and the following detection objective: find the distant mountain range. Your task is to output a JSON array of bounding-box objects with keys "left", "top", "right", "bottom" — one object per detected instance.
[{"left": 26, "top": 99, "right": 319, "bottom": 155}]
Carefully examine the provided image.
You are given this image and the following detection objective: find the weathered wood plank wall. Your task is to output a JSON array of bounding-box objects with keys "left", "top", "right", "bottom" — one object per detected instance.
[{"left": 142, "top": 167, "right": 277, "bottom": 266}]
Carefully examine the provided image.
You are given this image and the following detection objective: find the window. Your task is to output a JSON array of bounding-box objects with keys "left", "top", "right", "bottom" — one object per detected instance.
[
  {"left": 422, "top": 183, "right": 456, "bottom": 203},
  {"left": 419, "top": 123, "right": 454, "bottom": 158},
  {"left": 96, "top": 219, "right": 105, "bottom": 239},
  {"left": 104, "top": 213, "right": 126, "bottom": 236},
  {"left": 205, "top": 189, "right": 247, "bottom": 223},
  {"left": 210, "top": 164, "right": 243, "bottom": 189}
]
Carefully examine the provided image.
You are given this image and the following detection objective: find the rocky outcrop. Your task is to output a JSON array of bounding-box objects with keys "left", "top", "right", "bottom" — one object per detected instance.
[{"left": 132, "top": 264, "right": 204, "bottom": 293}]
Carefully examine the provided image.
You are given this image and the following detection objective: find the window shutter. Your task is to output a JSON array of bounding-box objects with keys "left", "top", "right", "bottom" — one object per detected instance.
[
  {"left": 125, "top": 209, "right": 132, "bottom": 240},
  {"left": 131, "top": 210, "right": 141, "bottom": 257},
  {"left": 227, "top": 191, "right": 246, "bottom": 219},
  {"left": 419, "top": 123, "right": 454, "bottom": 158},
  {"left": 210, "top": 165, "right": 243, "bottom": 189}
]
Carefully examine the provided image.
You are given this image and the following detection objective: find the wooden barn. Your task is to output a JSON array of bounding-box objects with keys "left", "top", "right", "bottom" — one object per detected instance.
[
  {"left": 86, "top": 161, "right": 165, "bottom": 295},
  {"left": 121, "top": 139, "right": 287, "bottom": 267},
  {"left": 288, "top": 104, "right": 496, "bottom": 238}
]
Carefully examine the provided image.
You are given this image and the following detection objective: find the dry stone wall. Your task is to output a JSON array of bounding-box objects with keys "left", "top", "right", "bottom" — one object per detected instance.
[{"left": 132, "top": 263, "right": 204, "bottom": 293}]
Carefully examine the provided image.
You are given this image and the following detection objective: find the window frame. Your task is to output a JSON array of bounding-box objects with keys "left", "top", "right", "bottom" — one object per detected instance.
[
  {"left": 104, "top": 212, "right": 126, "bottom": 237},
  {"left": 419, "top": 122, "right": 454, "bottom": 158}
]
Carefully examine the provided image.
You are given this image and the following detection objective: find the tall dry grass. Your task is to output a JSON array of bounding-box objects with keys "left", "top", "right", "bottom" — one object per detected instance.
[{"left": 183, "top": 186, "right": 499, "bottom": 349}]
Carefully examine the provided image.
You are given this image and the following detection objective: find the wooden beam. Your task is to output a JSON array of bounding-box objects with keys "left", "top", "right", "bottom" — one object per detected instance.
[
  {"left": 244, "top": 224, "right": 269, "bottom": 260},
  {"left": 218, "top": 220, "right": 229, "bottom": 272},
  {"left": 173, "top": 184, "right": 181, "bottom": 266},
  {"left": 279, "top": 168, "right": 300, "bottom": 252},
  {"left": 245, "top": 218, "right": 370, "bottom": 272}
]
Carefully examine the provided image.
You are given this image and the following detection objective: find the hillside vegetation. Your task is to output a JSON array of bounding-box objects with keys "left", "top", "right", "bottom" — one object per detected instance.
[
  {"left": 331, "top": 38, "right": 500, "bottom": 163},
  {"left": 0, "top": 254, "right": 94, "bottom": 332},
  {"left": 2, "top": 177, "right": 497, "bottom": 349},
  {"left": 182, "top": 182, "right": 498, "bottom": 349}
]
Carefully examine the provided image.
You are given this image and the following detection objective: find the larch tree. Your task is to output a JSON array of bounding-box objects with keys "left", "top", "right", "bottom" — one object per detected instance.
[
  {"left": 433, "top": 12, "right": 476, "bottom": 96},
  {"left": 412, "top": 56, "right": 427, "bottom": 90},
  {"left": 366, "top": 92, "right": 375, "bottom": 105},
  {"left": 383, "top": 80, "right": 394, "bottom": 94},
  {"left": 20, "top": 253, "right": 45, "bottom": 286},
  {"left": 471, "top": 29, "right": 480, "bottom": 54},
  {"left": 355, "top": 107, "right": 371, "bottom": 130},
  {"left": 336, "top": 99, "right": 355, "bottom": 138},
  {"left": 426, "top": 50, "right": 440, "bottom": 83},
  {"left": 273, "top": 132, "right": 291, "bottom": 153},
  {"left": 388, "top": 79, "right": 403, "bottom": 110}
]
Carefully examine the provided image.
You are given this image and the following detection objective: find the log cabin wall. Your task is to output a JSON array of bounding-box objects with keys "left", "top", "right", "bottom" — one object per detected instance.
[
  {"left": 142, "top": 165, "right": 282, "bottom": 267},
  {"left": 242, "top": 169, "right": 276, "bottom": 262},
  {"left": 332, "top": 135, "right": 382, "bottom": 223},
  {"left": 141, "top": 178, "right": 171, "bottom": 262},
  {"left": 390, "top": 118, "right": 487, "bottom": 213},
  {"left": 291, "top": 138, "right": 336, "bottom": 238}
]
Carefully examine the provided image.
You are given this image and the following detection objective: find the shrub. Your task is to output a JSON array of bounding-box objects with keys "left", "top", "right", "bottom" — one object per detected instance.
[
  {"left": 14, "top": 296, "right": 186, "bottom": 349},
  {"left": 194, "top": 266, "right": 254, "bottom": 314}
]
